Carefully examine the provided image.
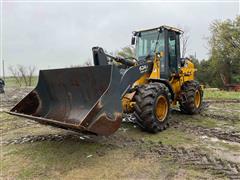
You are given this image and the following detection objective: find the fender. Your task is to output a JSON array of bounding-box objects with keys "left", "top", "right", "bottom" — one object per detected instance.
[
  {"left": 149, "top": 78, "right": 175, "bottom": 101},
  {"left": 120, "top": 61, "right": 153, "bottom": 97}
]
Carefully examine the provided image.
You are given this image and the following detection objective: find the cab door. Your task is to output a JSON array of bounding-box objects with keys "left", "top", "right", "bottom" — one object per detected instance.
[{"left": 167, "top": 31, "right": 180, "bottom": 75}]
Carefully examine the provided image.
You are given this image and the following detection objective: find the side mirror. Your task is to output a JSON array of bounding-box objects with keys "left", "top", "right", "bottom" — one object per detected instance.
[{"left": 131, "top": 36, "right": 136, "bottom": 45}]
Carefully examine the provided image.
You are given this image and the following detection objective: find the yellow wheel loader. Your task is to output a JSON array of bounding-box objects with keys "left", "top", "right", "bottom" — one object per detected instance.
[{"left": 9, "top": 25, "right": 203, "bottom": 135}]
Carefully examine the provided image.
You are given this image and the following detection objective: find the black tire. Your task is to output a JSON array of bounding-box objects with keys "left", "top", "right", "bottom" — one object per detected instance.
[
  {"left": 179, "top": 80, "right": 203, "bottom": 114},
  {"left": 134, "top": 82, "right": 171, "bottom": 133}
]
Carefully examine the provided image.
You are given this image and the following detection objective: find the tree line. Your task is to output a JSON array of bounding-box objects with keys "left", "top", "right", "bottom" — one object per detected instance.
[{"left": 194, "top": 16, "right": 240, "bottom": 88}]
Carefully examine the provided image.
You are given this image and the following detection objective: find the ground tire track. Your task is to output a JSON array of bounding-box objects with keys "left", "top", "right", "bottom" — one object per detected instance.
[
  {"left": 2, "top": 132, "right": 240, "bottom": 179},
  {"left": 171, "top": 121, "right": 240, "bottom": 143},
  {"left": 149, "top": 145, "right": 240, "bottom": 179}
]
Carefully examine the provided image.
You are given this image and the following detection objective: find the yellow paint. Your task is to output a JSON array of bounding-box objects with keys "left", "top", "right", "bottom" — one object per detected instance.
[
  {"left": 155, "top": 95, "right": 168, "bottom": 121},
  {"left": 122, "top": 57, "right": 197, "bottom": 113},
  {"left": 170, "top": 59, "right": 196, "bottom": 100},
  {"left": 149, "top": 53, "right": 162, "bottom": 79},
  {"left": 122, "top": 91, "right": 136, "bottom": 113},
  {"left": 133, "top": 73, "right": 149, "bottom": 87},
  {"left": 194, "top": 90, "right": 201, "bottom": 108}
]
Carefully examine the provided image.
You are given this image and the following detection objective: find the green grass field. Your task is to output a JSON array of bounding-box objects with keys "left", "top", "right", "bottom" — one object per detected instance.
[
  {"left": 4, "top": 76, "right": 38, "bottom": 87},
  {"left": 204, "top": 88, "right": 240, "bottom": 100},
  {"left": 4, "top": 77, "right": 239, "bottom": 100}
]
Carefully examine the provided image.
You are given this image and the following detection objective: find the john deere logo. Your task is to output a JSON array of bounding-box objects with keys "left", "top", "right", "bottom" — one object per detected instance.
[{"left": 139, "top": 65, "right": 148, "bottom": 73}]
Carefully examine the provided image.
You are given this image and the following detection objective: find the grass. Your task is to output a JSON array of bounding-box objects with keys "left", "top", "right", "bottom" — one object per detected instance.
[
  {"left": 2, "top": 141, "right": 108, "bottom": 179},
  {"left": 187, "top": 116, "right": 219, "bottom": 128},
  {"left": 1, "top": 141, "right": 215, "bottom": 180},
  {"left": 232, "top": 121, "right": 240, "bottom": 131},
  {"left": 4, "top": 76, "right": 38, "bottom": 88},
  {"left": 212, "top": 102, "right": 240, "bottom": 110},
  {"left": 1, "top": 142, "right": 163, "bottom": 179},
  {"left": 204, "top": 89, "right": 240, "bottom": 100},
  {"left": 4, "top": 76, "right": 240, "bottom": 100},
  {"left": 121, "top": 123, "right": 199, "bottom": 148},
  {"left": 186, "top": 115, "right": 240, "bottom": 132},
  {"left": 185, "top": 115, "right": 230, "bottom": 129},
  {"left": 1, "top": 113, "right": 216, "bottom": 179},
  {"left": 217, "top": 141, "right": 240, "bottom": 152},
  {"left": 0, "top": 112, "right": 63, "bottom": 142}
]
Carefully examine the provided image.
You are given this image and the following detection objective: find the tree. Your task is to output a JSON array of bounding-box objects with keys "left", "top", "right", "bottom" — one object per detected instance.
[
  {"left": 69, "top": 58, "right": 93, "bottom": 67},
  {"left": 117, "top": 46, "right": 135, "bottom": 58},
  {"left": 18, "top": 65, "right": 28, "bottom": 86},
  {"left": 180, "top": 28, "right": 190, "bottom": 58},
  {"left": 208, "top": 16, "right": 240, "bottom": 87},
  {"left": 28, "top": 66, "right": 36, "bottom": 86},
  {"left": 8, "top": 65, "right": 22, "bottom": 87},
  {"left": 8, "top": 65, "right": 37, "bottom": 87},
  {"left": 82, "top": 58, "right": 93, "bottom": 66},
  {"left": 195, "top": 59, "right": 214, "bottom": 87},
  {"left": 177, "top": 26, "right": 190, "bottom": 58}
]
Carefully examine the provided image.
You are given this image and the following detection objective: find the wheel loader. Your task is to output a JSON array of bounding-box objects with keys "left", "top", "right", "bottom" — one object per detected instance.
[{"left": 9, "top": 25, "right": 203, "bottom": 135}]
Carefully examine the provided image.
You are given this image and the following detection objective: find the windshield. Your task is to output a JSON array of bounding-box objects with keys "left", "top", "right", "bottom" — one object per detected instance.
[{"left": 136, "top": 30, "right": 164, "bottom": 60}]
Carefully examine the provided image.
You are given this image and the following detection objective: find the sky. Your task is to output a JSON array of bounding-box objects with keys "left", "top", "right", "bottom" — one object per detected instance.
[{"left": 1, "top": 1, "right": 240, "bottom": 75}]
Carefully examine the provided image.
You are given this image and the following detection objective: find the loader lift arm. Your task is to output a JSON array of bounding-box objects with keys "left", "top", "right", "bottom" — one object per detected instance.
[
  {"left": 92, "top": 46, "right": 136, "bottom": 67},
  {"left": 92, "top": 47, "right": 154, "bottom": 96}
]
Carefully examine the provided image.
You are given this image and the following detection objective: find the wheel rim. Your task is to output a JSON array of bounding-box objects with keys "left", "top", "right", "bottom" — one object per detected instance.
[
  {"left": 155, "top": 95, "right": 168, "bottom": 122},
  {"left": 194, "top": 90, "right": 201, "bottom": 108}
]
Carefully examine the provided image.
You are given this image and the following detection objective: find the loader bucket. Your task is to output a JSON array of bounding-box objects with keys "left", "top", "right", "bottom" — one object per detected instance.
[{"left": 9, "top": 65, "right": 122, "bottom": 136}]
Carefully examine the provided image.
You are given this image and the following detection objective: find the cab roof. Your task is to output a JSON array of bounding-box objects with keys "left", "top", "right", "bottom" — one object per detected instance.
[{"left": 134, "top": 25, "right": 183, "bottom": 34}]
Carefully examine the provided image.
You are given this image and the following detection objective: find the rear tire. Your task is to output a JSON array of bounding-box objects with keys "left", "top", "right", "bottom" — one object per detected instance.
[
  {"left": 179, "top": 80, "right": 203, "bottom": 114},
  {"left": 134, "top": 82, "right": 170, "bottom": 133}
]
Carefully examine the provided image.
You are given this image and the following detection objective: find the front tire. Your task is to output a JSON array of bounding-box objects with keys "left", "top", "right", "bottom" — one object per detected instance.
[
  {"left": 134, "top": 82, "right": 170, "bottom": 133},
  {"left": 179, "top": 80, "right": 203, "bottom": 114}
]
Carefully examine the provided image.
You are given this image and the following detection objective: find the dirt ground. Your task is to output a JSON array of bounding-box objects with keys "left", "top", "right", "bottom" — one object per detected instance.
[{"left": 1, "top": 87, "right": 240, "bottom": 179}]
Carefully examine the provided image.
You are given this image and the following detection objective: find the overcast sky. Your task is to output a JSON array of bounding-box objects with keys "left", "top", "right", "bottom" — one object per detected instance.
[{"left": 1, "top": 1, "right": 240, "bottom": 75}]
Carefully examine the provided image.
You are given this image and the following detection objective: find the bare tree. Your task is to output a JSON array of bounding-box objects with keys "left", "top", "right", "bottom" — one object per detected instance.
[
  {"left": 8, "top": 65, "right": 37, "bottom": 87},
  {"left": 8, "top": 65, "right": 22, "bottom": 87},
  {"left": 18, "top": 65, "right": 28, "bottom": 86},
  {"left": 83, "top": 58, "right": 93, "bottom": 66},
  {"left": 28, "top": 66, "right": 36, "bottom": 86},
  {"left": 179, "top": 27, "right": 190, "bottom": 58}
]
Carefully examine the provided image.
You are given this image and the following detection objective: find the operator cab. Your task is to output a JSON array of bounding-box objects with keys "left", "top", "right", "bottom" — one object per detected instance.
[{"left": 132, "top": 25, "right": 182, "bottom": 79}]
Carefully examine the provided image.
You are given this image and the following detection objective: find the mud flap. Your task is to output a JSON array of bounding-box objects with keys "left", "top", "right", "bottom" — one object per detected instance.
[{"left": 8, "top": 65, "right": 122, "bottom": 136}]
